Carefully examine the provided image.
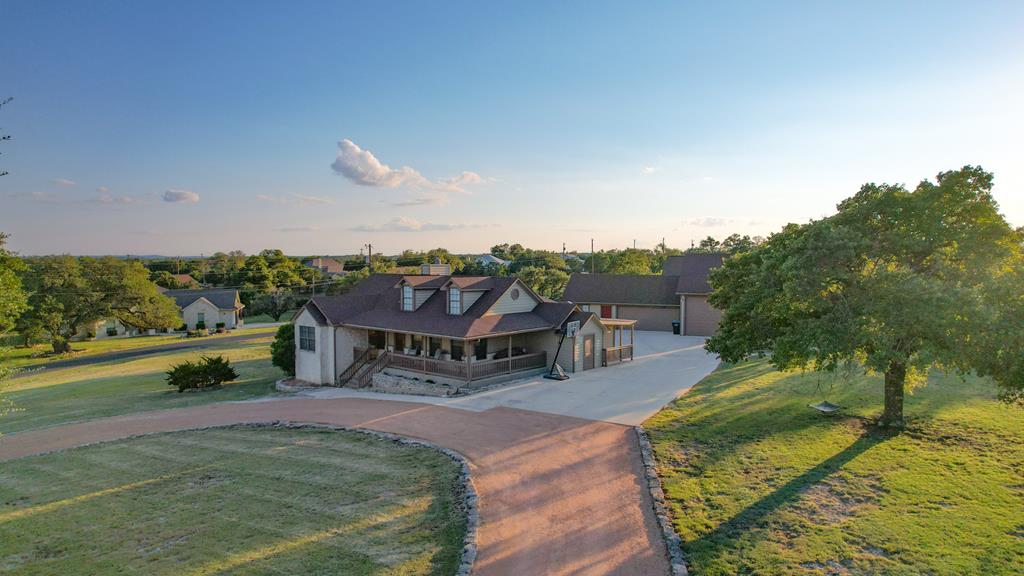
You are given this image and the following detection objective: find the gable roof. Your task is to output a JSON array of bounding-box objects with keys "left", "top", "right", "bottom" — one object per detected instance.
[
  {"left": 305, "top": 257, "right": 345, "bottom": 274},
  {"left": 164, "top": 288, "right": 242, "bottom": 311},
  {"left": 171, "top": 273, "right": 198, "bottom": 285},
  {"left": 304, "top": 273, "right": 574, "bottom": 339},
  {"left": 663, "top": 253, "right": 725, "bottom": 294},
  {"left": 563, "top": 274, "right": 680, "bottom": 306}
]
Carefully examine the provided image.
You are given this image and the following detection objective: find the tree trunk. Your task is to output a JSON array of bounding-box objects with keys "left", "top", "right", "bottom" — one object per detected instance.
[
  {"left": 881, "top": 361, "right": 906, "bottom": 428},
  {"left": 51, "top": 337, "right": 72, "bottom": 354}
]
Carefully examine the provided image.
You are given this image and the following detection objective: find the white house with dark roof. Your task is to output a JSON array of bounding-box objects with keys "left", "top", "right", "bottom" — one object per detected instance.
[
  {"left": 292, "top": 273, "right": 637, "bottom": 387},
  {"left": 164, "top": 288, "right": 245, "bottom": 330},
  {"left": 563, "top": 253, "right": 725, "bottom": 335}
]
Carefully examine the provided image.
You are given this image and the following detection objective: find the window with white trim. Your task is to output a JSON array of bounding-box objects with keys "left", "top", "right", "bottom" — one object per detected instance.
[
  {"left": 448, "top": 286, "right": 461, "bottom": 314},
  {"left": 299, "top": 325, "right": 316, "bottom": 351},
  {"left": 402, "top": 285, "right": 414, "bottom": 311}
]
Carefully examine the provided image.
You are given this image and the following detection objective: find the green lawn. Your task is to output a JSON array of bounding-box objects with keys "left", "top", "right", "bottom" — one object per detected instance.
[
  {"left": 241, "top": 311, "right": 296, "bottom": 324},
  {"left": 1, "top": 332, "right": 283, "bottom": 434},
  {"left": 0, "top": 426, "right": 466, "bottom": 575},
  {"left": 3, "top": 326, "right": 278, "bottom": 370},
  {"left": 645, "top": 360, "right": 1024, "bottom": 576}
]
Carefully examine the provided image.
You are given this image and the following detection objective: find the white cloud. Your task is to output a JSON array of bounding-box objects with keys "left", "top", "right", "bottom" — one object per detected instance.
[
  {"left": 350, "top": 217, "right": 495, "bottom": 233},
  {"left": 97, "top": 186, "right": 110, "bottom": 193},
  {"left": 51, "top": 178, "right": 76, "bottom": 187},
  {"left": 257, "top": 193, "right": 333, "bottom": 205},
  {"left": 330, "top": 139, "right": 483, "bottom": 194},
  {"left": 162, "top": 189, "right": 200, "bottom": 203},
  {"left": 641, "top": 165, "right": 659, "bottom": 174}
]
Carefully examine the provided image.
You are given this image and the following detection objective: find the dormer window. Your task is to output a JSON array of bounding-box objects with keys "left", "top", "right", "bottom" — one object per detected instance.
[
  {"left": 448, "top": 286, "right": 461, "bottom": 315},
  {"left": 402, "top": 285, "right": 414, "bottom": 311}
]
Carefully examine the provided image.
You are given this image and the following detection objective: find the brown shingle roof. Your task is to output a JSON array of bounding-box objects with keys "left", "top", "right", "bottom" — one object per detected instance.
[
  {"left": 305, "top": 274, "right": 575, "bottom": 339},
  {"left": 663, "top": 253, "right": 725, "bottom": 293},
  {"left": 563, "top": 274, "right": 679, "bottom": 306}
]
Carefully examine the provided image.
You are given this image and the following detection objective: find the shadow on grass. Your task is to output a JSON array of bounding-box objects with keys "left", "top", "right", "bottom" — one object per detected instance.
[{"left": 686, "top": 430, "right": 890, "bottom": 557}]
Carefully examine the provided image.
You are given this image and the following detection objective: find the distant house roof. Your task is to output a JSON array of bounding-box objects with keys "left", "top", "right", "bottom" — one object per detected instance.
[
  {"left": 663, "top": 253, "right": 726, "bottom": 294},
  {"left": 302, "top": 273, "right": 575, "bottom": 339},
  {"left": 304, "top": 257, "right": 346, "bottom": 275},
  {"left": 563, "top": 274, "right": 680, "bottom": 306},
  {"left": 171, "top": 273, "right": 198, "bottom": 286},
  {"left": 474, "top": 254, "right": 508, "bottom": 266},
  {"left": 164, "top": 288, "right": 243, "bottom": 311}
]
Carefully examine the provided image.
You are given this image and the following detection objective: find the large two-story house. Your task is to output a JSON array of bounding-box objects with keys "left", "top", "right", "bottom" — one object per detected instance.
[{"left": 292, "top": 272, "right": 637, "bottom": 387}]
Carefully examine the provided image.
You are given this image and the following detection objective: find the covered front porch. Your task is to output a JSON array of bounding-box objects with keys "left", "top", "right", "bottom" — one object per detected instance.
[{"left": 363, "top": 329, "right": 548, "bottom": 384}]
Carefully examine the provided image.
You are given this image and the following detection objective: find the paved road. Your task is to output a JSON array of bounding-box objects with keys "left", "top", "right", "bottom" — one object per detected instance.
[
  {"left": 12, "top": 328, "right": 275, "bottom": 376},
  {"left": 303, "top": 331, "right": 720, "bottom": 425},
  {"left": 0, "top": 398, "right": 671, "bottom": 576}
]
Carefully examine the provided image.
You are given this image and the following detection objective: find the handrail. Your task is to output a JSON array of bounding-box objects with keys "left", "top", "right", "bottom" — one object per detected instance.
[
  {"left": 351, "top": 351, "right": 391, "bottom": 388},
  {"left": 337, "top": 347, "right": 372, "bottom": 386}
]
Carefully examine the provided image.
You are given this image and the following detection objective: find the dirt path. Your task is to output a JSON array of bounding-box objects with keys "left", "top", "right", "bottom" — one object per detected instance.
[{"left": 0, "top": 398, "right": 670, "bottom": 575}]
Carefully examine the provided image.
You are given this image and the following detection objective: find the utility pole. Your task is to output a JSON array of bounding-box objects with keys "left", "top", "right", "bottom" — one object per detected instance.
[
  {"left": 364, "top": 243, "right": 373, "bottom": 272},
  {"left": 633, "top": 239, "right": 636, "bottom": 250},
  {"left": 590, "top": 239, "right": 595, "bottom": 273}
]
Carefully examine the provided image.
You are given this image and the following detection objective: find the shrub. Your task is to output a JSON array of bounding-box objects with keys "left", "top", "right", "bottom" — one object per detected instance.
[
  {"left": 106, "top": 327, "right": 118, "bottom": 337},
  {"left": 270, "top": 324, "right": 295, "bottom": 377},
  {"left": 215, "top": 322, "right": 225, "bottom": 329},
  {"left": 186, "top": 330, "right": 207, "bottom": 338},
  {"left": 196, "top": 321, "right": 206, "bottom": 330},
  {"left": 166, "top": 355, "right": 239, "bottom": 393},
  {"left": 178, "top": 323, "right": 188, "bottom": 331}
]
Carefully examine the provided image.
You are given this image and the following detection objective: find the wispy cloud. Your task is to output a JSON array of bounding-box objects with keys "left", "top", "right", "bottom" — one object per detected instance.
[
  {"left": 388, "top": 195, "right": 449, "bottom": 207},
  {"left": 50, "top": 178, "right": 76, "bottom": 187},
  {"left": 162, "top": 189, "right": 200, "bottom": 203},
  {"left": 350, "top": 216, "right": 496, "bottom": 233},
  {"left": 641, "top": 165, "right": 659, "bottom": 174},
  {"left": 331, "top": 139, "right": 483, "bottom": 194},
  {"left": 12, "top": 191, "right": 60, "bottom": 203},
  {"left": 256, "top": 193, "right": 333, "bottom": 205},
  {"left": 278, "top": 226, "right": 320, "bottom": 232},
  {"left": 685, "top": 217, "right": 733, "bottom": 227},
  {"left": 93, "top": 193, "right": 137, "bottom": 205}
]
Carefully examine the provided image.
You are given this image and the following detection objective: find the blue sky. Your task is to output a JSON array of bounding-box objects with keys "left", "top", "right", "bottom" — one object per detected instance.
[{"left": 2, "top": 1, "right": 1022, "bottom": 256}]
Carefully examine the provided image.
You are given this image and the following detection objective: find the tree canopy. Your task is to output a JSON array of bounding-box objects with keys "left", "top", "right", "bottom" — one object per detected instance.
[
  {"left": 0, "top": 233, "right": 27, "bottom": 335},
  {"left": 707, "top": 166, "right": 1024, "bottom": 426}
]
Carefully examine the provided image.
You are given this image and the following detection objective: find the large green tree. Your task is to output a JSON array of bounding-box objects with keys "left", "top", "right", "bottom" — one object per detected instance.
[
  {"left": 20, "top": 256, "right": 180, "bottom": 353},
  {"left": 707, "top": 166, "right": 1023, "bottom": 427},
  {"left": 0, "top": 233, "right": 27, "bottom": 335}
]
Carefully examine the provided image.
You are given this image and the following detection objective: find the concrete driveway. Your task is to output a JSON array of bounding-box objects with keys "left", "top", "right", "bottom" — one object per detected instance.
[{"left": 302, "top": 331, "right": 720, "bottom": 425}]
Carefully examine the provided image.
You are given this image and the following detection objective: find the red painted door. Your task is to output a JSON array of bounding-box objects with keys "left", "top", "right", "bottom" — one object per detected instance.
[{"left": 600, "top": 305, "right": 613, "bottom": 318}]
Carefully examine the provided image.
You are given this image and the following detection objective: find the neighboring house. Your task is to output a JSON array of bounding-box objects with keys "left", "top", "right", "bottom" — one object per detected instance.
[
  {"left": 292, "top": 273, "right": 637, "bottom": 386},
  {"left": 304, "top": 257, "right": 347, "bottom": 277},
  {"left": 74, "top": 317, "right": 148, "bottom": 340},
  {"left": 474, "top": 254, "right": 508, "bottom": 267},
  {"left": 164, "top": 288, "right": 245, "bottom": 330},
  {"left": 563, "top": 253, "right": 725, "bottom": 335},
  {"left": 171, "top": 273, "right": 200, "bottom": 288}
]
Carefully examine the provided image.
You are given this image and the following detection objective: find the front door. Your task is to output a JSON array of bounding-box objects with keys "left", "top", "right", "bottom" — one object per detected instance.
[
  {"left": 600, "top": 305, "right": 613, "bottom": 318},
  {"left": 583, "top": 335, "right": 595, "bottom": 370}
]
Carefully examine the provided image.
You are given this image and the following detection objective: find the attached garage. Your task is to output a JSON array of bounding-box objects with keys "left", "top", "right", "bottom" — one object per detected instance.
[
  {"left": 616, "top": 305, "right": 678, "bottom": 332},
  {"left": 684, "top": 295, "right": 721, "bottom": 336}
]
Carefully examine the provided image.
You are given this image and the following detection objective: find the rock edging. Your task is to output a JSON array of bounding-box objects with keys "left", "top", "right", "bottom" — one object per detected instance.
[{"left": 635, "top": 426, "right": 689, "bottom": 576}]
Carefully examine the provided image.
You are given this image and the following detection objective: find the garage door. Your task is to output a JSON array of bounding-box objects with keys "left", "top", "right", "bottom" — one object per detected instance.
[
  {"left": 684, "top": 296, "right": 722, "bottom": 336},
  {"left": 617, "top": 305, "right": 678, "bottom": 331}
]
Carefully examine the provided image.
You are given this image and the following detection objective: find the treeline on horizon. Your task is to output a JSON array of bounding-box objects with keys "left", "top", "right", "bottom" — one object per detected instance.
[{"left": 0, "top": 233, "right": 761, "bottom": 350}]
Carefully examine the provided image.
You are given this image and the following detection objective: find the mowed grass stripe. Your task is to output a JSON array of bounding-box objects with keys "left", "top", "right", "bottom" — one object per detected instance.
[{"left": 0, "top": 427, "right": 466, "bottom": 576}]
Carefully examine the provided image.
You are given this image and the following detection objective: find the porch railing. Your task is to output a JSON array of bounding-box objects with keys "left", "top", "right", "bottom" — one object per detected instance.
[
  {"left": 350, "top": 351, "right": 391, "bottom": 388},
  {"left": 387, "top": 350, "right": 546, "bottom": 381},
  {"left": 337, "top": 347, "right": 371, "bottom": 386},
  {"left": 602, "top": 344, "right": 634, "bottom": 367}
]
